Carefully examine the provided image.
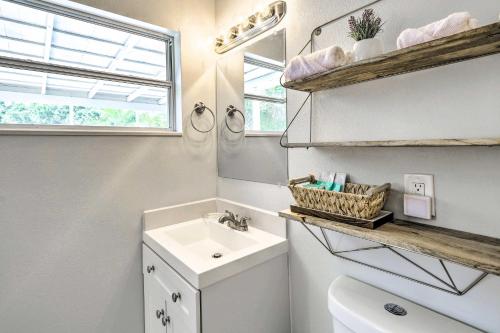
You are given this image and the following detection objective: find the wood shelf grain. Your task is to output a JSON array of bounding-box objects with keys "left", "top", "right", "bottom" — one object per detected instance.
[
  {"left": 285, "top": 138, "right": 500, "bottom": 148},
  {"left": 279, "top": 209, "right": 500, "bottom": 276},
  {"left": 283, "top": 22, "right": 500, "bottom": 92}
]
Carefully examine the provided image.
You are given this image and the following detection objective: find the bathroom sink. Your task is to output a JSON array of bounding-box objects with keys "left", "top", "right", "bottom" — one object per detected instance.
[
  {"left": 160, "top": 217, "right": 258, "bottom": 258},
  {"left": 143, "top": 215, "right": 287, "bottom": 288}
]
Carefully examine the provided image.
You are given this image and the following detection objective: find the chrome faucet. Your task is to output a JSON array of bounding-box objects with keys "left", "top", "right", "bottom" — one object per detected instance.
[{"left": 218, "top": 210, "right": 250, "bottom": 231}]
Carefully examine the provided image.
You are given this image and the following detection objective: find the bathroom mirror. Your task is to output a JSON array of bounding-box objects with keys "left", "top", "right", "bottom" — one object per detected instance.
[{"left": 217, "top": 29, "right": 288, "bottom": 185}]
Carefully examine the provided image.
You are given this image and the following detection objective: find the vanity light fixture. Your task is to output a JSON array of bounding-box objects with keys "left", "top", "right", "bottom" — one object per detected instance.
[{"left": 215, "top": 1, "right": 286, "bottom": 54}]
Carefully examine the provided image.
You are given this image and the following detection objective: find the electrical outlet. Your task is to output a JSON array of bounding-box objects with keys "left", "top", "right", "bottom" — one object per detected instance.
[
  {"left": 409, "top": 182, "right": 425, "bottom": 196},
  {"left": 404, "top": 174, "right": 435, "bottom": 216}
]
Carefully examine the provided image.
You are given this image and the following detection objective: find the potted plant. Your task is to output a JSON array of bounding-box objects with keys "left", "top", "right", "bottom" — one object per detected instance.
[{"left": 348, "top": 9, "right": 384, "bottom": 61}]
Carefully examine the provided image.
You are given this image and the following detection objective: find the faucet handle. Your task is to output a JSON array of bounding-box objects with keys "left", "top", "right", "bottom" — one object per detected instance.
[
  {"left": 238, "top": 216, "right": 250, "bottom": 231},
  {"left": 225, "top": 210, "right": 235, "bottom": 218}
]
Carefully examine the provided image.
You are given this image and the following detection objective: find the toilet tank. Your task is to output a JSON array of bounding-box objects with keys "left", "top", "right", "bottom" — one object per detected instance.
[{"left": 328, "top": 276, "right": 480, "bottom": 333}]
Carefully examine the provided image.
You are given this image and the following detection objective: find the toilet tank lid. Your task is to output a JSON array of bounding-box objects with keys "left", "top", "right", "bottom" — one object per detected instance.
[{"left": 328, "top": 276, "right": 480, "bottom": 333}]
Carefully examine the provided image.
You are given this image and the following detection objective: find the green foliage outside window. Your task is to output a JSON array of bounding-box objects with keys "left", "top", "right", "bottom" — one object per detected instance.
[
  {"left": 260, "top": 102, "right": 285, "bottom": 131},
  {"left": 73, "top": 106, "right": 136, "bottom": 126},
  {"left": 244, "top": 99, "right": 254, "bottom": 129},
  {"left": 137, "top": 112, "right": 168, "bottom": 128},
  {"left": 0, "top": 101, "right": 168, "bottom": 128},
  {"left": 244, "top": 84, "right": 286, "bottom": 131},
  {"left": 267, "top": 85, "right": 285, "bottom": 99},
  {"left": 0, "top": 101, "right": 70, "bottom": 125}
]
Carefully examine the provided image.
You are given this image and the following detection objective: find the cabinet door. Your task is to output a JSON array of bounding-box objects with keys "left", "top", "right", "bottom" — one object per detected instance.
[
  {"left": 144, "top": 273, "right": 168, "bottom": 333},
  {"left": 143, "top": 244, "right": 201, "bottom": 333},
  {"left": 168, "top": 316, "right": 193, "bottom": 333}
]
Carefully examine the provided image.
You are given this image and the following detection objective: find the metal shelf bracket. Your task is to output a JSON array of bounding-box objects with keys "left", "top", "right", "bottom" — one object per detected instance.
[
  {"left": 280, "top": 0, "right": 383, "bottom": 149},
  {"left": 301, "top": 222, "right": 488, "bottom": 296}
]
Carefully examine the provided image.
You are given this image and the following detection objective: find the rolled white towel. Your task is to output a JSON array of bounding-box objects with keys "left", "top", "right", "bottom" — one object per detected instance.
[
  {"left": 397, "top": 12, "right": 479, "bottom": 49},
  {"left": 284, "top": 46, "right": 346, "bottom": 82}
]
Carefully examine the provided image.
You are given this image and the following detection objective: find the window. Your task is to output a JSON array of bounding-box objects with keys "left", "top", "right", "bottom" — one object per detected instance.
[
  {"left": 243, "top": 54, "right": 286, "bottom": 132},
  {"left": 0, "top": 0, "right": 179, "bottom": 132}
]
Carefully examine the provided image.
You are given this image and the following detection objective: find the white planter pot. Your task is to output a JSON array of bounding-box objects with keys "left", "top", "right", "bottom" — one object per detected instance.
[{"left": 353, "top": 38, "right": 383, "bottom": 61}]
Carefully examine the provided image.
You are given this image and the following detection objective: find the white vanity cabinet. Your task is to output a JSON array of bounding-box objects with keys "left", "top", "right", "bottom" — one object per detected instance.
[
  {"left": 144, "top": 242, "right": 290, "bottom": 333},
  {"left": 142, "top": 202, "right": 290, "bottom": 333},
  {"left": 143, "top": 245, "right": 200, "bottom": 333}
]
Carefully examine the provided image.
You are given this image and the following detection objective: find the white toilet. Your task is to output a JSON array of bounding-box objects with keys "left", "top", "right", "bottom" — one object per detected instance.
[{"left": 328, "top": 276, "right": 480, "bottom": 333}]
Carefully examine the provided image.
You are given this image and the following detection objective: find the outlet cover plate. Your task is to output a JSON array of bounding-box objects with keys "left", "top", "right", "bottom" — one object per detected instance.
[{"left": 404, "top": 174, "right": 435, "bottom": 216}]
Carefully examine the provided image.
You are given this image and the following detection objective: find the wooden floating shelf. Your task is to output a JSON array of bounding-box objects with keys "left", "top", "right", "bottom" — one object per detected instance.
[
  {"left": 279, "top": 209, "right": 500, "bottom": 276},
  {"left": 283, "top": 22, "right": 500, "bottom": 92},
  {"left": 285, "top": 137, "right": 500, "bottom": 148}
]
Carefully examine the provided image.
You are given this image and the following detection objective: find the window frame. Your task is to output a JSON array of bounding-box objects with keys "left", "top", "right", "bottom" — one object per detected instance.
[
  {"left": 243, "top": 55, "right": 286, "bottom": 136},
  {"left": 0, "top": 0, "right": 182, "bottom": 135}
]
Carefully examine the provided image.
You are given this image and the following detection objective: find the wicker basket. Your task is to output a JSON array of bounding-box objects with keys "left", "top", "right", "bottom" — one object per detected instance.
[{"left": 288, "top": 175, "right": 391, "bottom": 219}]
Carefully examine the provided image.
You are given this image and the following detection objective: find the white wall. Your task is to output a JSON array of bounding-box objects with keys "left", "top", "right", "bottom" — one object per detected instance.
[
  {"left": 216, "top": 0, "right": 500, "bottom": 332},
  {"left": 0, "top": 1, "right": 216, "bottom": 332}
]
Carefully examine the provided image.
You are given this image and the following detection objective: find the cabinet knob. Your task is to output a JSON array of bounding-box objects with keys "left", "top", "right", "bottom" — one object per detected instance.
[
  {"left": 172, "top": 292, "right": 181, "bottom": 303},
  {"left": 146, "top": 265, "right": 155, "bottom": 274},
  {"left": 162, "top": 315, "right": 170, "bottom": 326},
  {"left": 155, "top": 309, "right": 164, "bottom": 319}
]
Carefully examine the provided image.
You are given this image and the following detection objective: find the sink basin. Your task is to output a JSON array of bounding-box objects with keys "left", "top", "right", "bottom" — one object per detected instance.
[
  {"left": 143, "top": 215, "right": 288, "bottom": 288},
  {"left": 163, "top": 217, "right": 258, "bottom": 259}
]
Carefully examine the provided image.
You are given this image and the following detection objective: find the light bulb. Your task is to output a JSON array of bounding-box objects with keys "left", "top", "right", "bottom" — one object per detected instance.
[
  {"left": 259, "top": 5, "right": 273, "bottom": 20},
  {"left": 214, "top": 35, "right": 223, "bottom": 47},
  {"left": 240, "top": 18, "right": 254, "bottom": 32},
  {"left": 225, "top": 28, "right": 237, "bottom": 42}
]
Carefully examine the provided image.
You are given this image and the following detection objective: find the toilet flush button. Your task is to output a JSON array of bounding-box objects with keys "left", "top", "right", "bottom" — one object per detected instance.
[{"left": 384, "top": 303, "right": 407, "bottom": 316}]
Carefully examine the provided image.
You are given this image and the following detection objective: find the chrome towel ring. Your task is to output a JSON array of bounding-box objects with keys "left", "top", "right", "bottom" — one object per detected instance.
[
  {"left": 190, "top": 102, "right": 215, "bottom": 133},
  {"left": 225, "top": 105, "right": 245, "bottom": 134}
]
